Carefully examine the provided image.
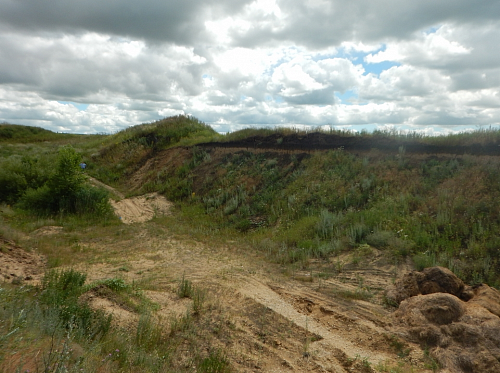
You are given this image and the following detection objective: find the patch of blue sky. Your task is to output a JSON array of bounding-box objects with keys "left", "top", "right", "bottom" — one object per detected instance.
[
  {"left": 423, "top": 25, "right": 440, "bottom": 35},
  {"left": 329, "top": 45, "right": 400, "bottom": 76},
  {"left": 363, "top": 60, "right": 400, "bottom": 76},
  {"left": 58, "top": 101, "right": 89, "bottom": 111},
  {"left": 335, "top": 90, "right": 359, "bottom": 105},
  {"left": 354, "top": 124, "right": 379, "bottom": 132}
]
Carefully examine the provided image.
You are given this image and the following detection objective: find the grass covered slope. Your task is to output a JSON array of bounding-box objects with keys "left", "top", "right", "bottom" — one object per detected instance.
[
  {"left": 4, "top": 116, "right": 500, "bottom": 287},
  {"left": 0, "top": 123, "right": 77, "bottom": 143},
  {"left": 4, "top": 117, "right": 500, "bottom": 372},
  {"left": 90, "top": 115, "right": 220, "bottom": 186},
  {"left": 95, "top": 121, "right": 500, "bottom": 288}
]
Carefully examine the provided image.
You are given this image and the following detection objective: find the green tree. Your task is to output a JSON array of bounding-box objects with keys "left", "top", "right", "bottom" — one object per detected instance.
[
  {"left": 47, "top": 146, "right": 87, "bottom": 198},
  {"left": 19, "top": 146, "right": 112, "bottom": 218}
]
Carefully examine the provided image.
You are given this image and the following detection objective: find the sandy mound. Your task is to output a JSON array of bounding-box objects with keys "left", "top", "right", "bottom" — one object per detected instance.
[
  {"left": 110, "top": 192, "right": 172, "bottom": 224},
  {"left": 391, "top": 267, "right": 500, "bottom": 372},
  {"left": 0, "top": 238, "right": 46, "bottom": 283},
  {"left": 386, "top": 266, "right": 467, "bottom": 304}
]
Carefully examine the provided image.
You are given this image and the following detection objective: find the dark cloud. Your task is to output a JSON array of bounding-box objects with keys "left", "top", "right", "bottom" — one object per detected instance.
[
  {"left": 0, "top": 1, "right": 499, "bottom": 133},
  {"left": 0, "top": 0, "right": 250, "bottom": 44},
  {"left": 231, "top": 0, "right": 500, "bottom": 48}
]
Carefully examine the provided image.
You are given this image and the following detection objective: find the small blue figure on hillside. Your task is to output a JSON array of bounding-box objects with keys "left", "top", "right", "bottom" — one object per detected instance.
[{"left": 80, "top": 162, "right": 87, "bottom": 170}]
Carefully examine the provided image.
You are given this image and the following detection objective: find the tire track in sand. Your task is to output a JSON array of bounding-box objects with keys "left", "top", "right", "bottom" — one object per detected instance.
[{"left": 237, "top": 277, "right": 392, "bottom": 371}]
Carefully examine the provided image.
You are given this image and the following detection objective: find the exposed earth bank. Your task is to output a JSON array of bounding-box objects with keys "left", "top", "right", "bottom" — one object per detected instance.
[{"left": 5, "top": 185, "right": 500, "bottom": 373}]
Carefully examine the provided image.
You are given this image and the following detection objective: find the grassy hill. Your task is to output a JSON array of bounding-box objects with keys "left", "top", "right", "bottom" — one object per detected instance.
[
  {"left": 85, "top": 118, "right": 500, "bottom": 287},
  {"left": 3, "top": 117, "right": 500, "bottom": 286},
  {"left": 2, "top": 116, "right": 500, "bottom": 372}
]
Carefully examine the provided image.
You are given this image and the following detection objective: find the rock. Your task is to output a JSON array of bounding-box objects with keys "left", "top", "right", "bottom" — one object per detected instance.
[
  {"left": 388, "top": 266, "right": 466, "bottom": 304},
  {"left": 468, "top": 284, "right": 500, "bottom": 318},
  {"left": 418, "top": 267, "right": 465, "bottom": 297},
  {"left": 393, "top": 286, "right": 500, "bottom": 373}
]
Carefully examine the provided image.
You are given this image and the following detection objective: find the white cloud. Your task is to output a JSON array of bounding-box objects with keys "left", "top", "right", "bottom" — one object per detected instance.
[
  {"left": 365, "top": 25, "right": 471, "bottom": 65},
  {"left": 0, "top": 1, "right": 499, "bottom": 133}
]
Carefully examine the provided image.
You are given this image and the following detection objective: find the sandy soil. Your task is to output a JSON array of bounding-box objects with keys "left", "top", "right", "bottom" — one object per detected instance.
[
  {"left": 0, "top": 238, "right": 45, "bottom": 282},
  {"left": 7, "top": 180, "right": 434, "bottom": 372},
  {"left": 110, "top": 193, "right": 173, "bottom": 224}
]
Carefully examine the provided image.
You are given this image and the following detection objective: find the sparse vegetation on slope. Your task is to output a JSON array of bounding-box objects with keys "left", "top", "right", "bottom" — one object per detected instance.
[
  {"left": 91, "top": 115, "right": 220, "bottom": 186},
  {"left": 3, "top": 117, "right": 500, "bottom": 372},
  {"left": 112, "top": 124, "right": 500, "bottom": 287}
]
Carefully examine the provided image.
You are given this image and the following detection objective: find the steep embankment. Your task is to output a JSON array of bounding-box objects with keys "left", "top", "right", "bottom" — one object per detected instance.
[{"left": 198, "top": 132, "right": 500, "bottom": 155}]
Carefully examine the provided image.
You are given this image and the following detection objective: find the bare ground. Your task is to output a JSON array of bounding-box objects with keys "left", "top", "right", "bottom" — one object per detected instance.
[{"left": 8, "top": 185, "right": 434, "bottom": 372}]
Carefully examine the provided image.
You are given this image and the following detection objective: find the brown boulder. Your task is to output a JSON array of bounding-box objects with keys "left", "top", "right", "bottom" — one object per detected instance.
[
  {"left": 468, "top": 284, "right": 500, "bottom": 318},
  {"left": 388, "top": 266, "right": 466, "bottom": 304},
  {"left": 419, "top": 267, "right": 465, "bottom": 297}
]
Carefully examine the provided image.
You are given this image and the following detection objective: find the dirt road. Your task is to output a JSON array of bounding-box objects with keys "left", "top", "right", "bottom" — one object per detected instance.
[{"left": 10, "top": 181, "right": 429, "bottom": 372}]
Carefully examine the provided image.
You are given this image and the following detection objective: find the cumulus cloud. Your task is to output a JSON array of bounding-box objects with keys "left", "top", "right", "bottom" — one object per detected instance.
[
  {"left": 0, "top": 0, "right": 251, "bottom": 45},
  {"left": 0, "top": 0, "right": 499, "bottom": 133}
]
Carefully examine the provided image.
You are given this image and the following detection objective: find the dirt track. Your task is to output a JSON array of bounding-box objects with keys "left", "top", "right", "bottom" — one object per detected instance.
[
  {"left": 3, "top": 181, "right": 432, "bottom": 371},
  {"left": 47, "top": 182, "right": 429, "bottom": 372}
]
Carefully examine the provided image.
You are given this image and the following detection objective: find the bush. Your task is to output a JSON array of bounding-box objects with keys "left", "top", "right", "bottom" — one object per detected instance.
[
  {"left": 18, "top": 146, "right": 113, "bottom": 217},
  {"left": 39, "top": 269, "right": 112, "bottom": 340},
  {"left": 47, "top": 145, "right": 87, "bottom": 198},
  {"left": 0, "top": 155, "right": 51, "bottom": 204},
  {"left": 366, "top": 230, "right": 394, "bottom": 248},
  {"left": 18, "top": 184, "right": 55, "bottom": 215}
]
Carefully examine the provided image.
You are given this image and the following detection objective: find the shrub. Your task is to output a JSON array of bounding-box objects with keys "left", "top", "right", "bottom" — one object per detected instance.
[
  {"left": 18, "top": 146, "right": 113, "bottom": 217},
  {"left": 47, "top": 146, "right": 87, "bottom": 197},
  {"left": 316, "top": 209, "right": 343, "bottom": 240},
  {"left": 0, "top": 166, "right": 27, "bottom": 203},
  {"left": 39, "top": 269, "right": 112, "bottom": 341},
  {"left": 366, "top": 230, "right": 394, "bottom": 248},
  {"left": 0, "top": 155, "right": 51, "bottom": 204}
]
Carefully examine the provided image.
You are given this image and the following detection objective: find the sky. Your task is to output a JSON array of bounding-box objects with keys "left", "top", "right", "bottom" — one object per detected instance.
[{"left": 0, "top": 0, "right": 499, "bottom": 135}]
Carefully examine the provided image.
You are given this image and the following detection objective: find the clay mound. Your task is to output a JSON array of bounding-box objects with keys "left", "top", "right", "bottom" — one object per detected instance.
[
  {"left": 390, "top": 267, "right": 500, "bottom": 373},
  {"left": 395, "top": 293, "right": 464, "bottom": 326},
  {"left": 468, "top": 284, "right": 500, "bottom": 318},
  {"left": 386, "top": 266, "right": 466, "bottom": 304},
  {"left": 394, "top": 293, "right": 500, "bottom": 373},
  {"left": 110, "top": 192, "right": 173, "bottom": 224},
  {"left": 0, "top": 238, "right": 46, "bottom": 283}
]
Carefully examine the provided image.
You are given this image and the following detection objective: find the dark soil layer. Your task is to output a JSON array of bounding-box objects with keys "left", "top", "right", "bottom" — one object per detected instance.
[{"left": 200, "top": 132, "right": 500, "bottom": 155}]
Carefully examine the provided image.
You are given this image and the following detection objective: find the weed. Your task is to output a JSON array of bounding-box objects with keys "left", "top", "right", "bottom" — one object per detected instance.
[
  {"left": 178, "top": 273, "right": 194, "bottom": 298},
  {"left": 192, "top": 287, "right": 207, "bottom": 316},
  {"left": 386, "top": 334, "right": 411, "bottom": 358},
  {"left": 423, "top": 347, "right": 440, "bottom": 372},
  {"left": 197, "top": 349, "right": 231, "bottom": 373},
  {"left": 135, "top": 313, "right": 165, "bottom": 350}
]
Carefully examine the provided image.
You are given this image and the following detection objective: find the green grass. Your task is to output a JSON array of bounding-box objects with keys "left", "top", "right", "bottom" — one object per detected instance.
[
  {"left": 4, "top": 117, "right": 498, "bottom": 286},
  {"left": 5, "top": 117, "right": 500, "bottom": 371},
  {"left": 0, "top": 269, "right": 234, "bottom": 373}
]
